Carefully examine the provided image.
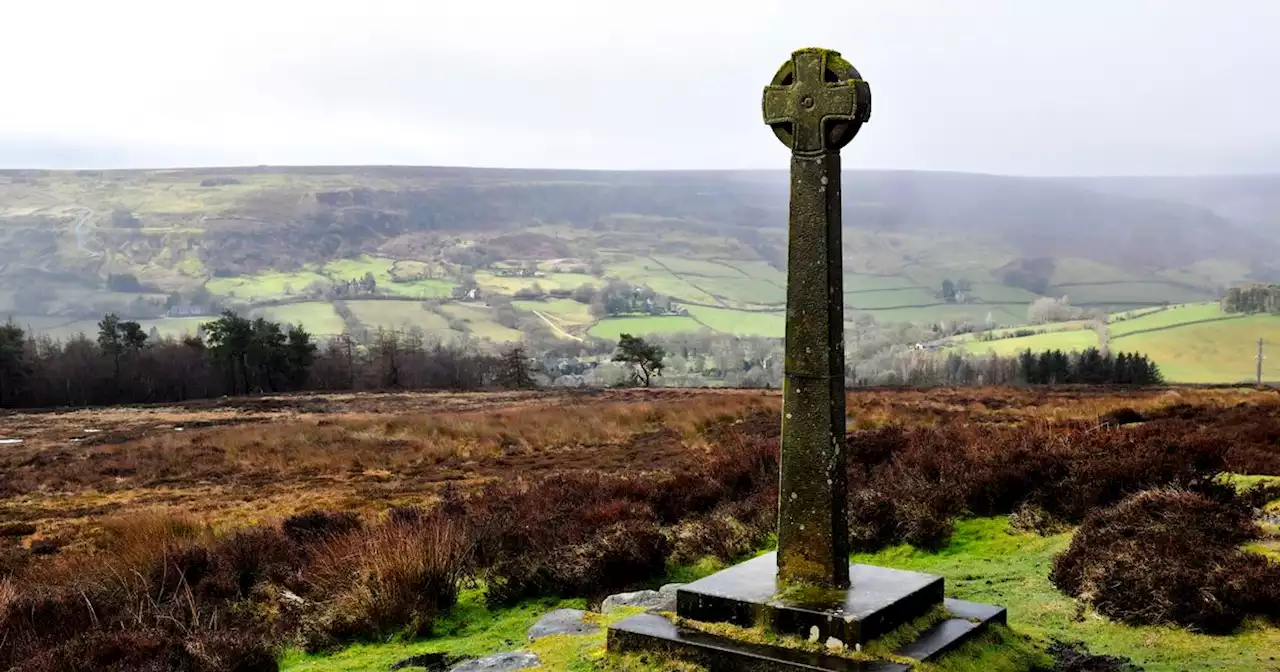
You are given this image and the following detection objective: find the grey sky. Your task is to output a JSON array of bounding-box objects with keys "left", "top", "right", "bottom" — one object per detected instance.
[{"left": 2, "top": 0, "right": 1277, "bottom": 175}]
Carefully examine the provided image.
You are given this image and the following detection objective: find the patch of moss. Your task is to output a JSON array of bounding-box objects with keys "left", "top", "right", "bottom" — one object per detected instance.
[{"left": 862, "top": 605, "right": 952, "bottom": 659}]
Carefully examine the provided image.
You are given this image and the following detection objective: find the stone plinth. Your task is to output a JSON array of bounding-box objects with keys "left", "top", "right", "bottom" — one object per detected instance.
[{"left": 675, "top": 552, "right": 942, "bottom": 646}]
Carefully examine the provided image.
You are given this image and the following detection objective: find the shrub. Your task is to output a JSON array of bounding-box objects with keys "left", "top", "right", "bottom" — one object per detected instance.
[
  {"left": 19, "top": 629, "right": 278, "bottom": 672},
  {"left": 28, "top": 538, "right": 63, "bottom": 556},
  {"left": 283, "top": 510, "right": 362, "bottom": 544},
  {"left": 842, "top": 421, "right": 1235, "bottom": 550},
  {"left": 300, "top": 512, "right": 472, "bottom": 652},
  {"left": 0, "top": 522, "right": 36, "bottom": 537},
  {"left": 1050, "top": 489, "right": 1278, "bottom": 633}
]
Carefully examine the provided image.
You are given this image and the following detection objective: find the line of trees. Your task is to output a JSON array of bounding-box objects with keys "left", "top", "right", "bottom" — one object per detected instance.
[
  {"left": 1221, "top": 284, "right": 1280, "bottom": 314},
  {"left": 0, "top": 312, "right": 539, "bottom": 409},
  {"left": 1016, "top": 348, "right": 1163, "bottom": 385}
]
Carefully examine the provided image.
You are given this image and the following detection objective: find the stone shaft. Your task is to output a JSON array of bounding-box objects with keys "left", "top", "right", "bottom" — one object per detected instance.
[{"left": 777, "top": 151, "right": 849, "bottom": 588}]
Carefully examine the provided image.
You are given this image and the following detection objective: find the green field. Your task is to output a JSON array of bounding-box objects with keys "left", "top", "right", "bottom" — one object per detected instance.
[
  {"left": 439, "top": 303, "right": 522, "bottom": 343},
  {"left": 255, "top": 302, "right": 346, "bottom": 336},
  {"left": 844, "top": 287, "right": 939, "bottom": 310},
  {"left": 1121, "top": 313, "right": 1280, "bottom": 383},
  {"left": 688, "top": 277, "right": 786, "bottom": 307},
  {"left": 1109, "top": 302, "right": 1236, "bottom": 337},
  {"left": 474, "top": 271, "right": 594, "bottom": 294},
  {"left": 345, "top": 300, "right": 452, "bottom": 334},
  {"left": 683, "top": 305, "right": 785, "bottom": 338},
  {"left": 588, "top": 315, "right": 706, "bottom": 340},
  {"left": 969, "top": 283, "right": 1041, "bottom": 304},
  {"left": 862, "top": 303, "right": 1028, "bottom": 326},
  {"left": 719, "top": 260, "right": 786, "bottom": 284},
  {"left": 1050, "top": 282, "right": 1216, "bottom": 306},
  {"left": 513, "top": 298, "right": 594, "bottom": 326},
  {"left": 649, "top": 255, "right": 746, "bottom": 278},
  {"left": 962, "top": 329, "right": 1100, "bottom": 357},
  {"left": 953, "top": 302, "right": 1280, "bottom": 383},
  {"left": 205, "top": 270, "right": 329, "bottom": 302},
  {"left": 844, "top": 274, "right": 921, "bottom": 292},
  {"left": 1048, "top": 258, "right": 1144, "bottom": 286}
]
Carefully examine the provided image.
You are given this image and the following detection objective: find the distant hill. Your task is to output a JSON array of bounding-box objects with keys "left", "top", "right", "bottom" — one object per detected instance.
[{"left": 0, "top": 166, "right": 1275, "bottom": 341}]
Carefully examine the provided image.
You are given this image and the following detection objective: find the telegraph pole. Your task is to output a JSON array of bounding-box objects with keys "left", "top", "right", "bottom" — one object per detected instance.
[{"left": 1258, "top": 338, "right": 1265, "bottom": 386}]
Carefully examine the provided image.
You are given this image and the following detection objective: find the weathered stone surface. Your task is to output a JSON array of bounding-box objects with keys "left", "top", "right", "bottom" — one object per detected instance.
[
  {"left": 448, "top": 652, "right": 540, "bottom": 672},
  {"left": 609, "top": 612, "right": 908, "bottom": 672},
  {"left": 660, "top": 583, "right": 685, "bottom": 596},
  {"left": 762, "top": 49, "right": 871, "bottom": 155},
  {"left": 527, "top": 608, "right": 599, "bottom": 641},
  {"left": 602, "top": 589, "right": 673, "bottom": 613},
  {"left": 675, "top": 552, "right": 942, "bottom": 646},
  {"left": 764, "top": 47, "right": 873, "bottom": 589}
]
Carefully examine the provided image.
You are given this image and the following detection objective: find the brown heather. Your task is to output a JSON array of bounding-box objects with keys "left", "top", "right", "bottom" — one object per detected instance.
[{"left": 0, "top": 386, "right": 1276, "bottom": 669}]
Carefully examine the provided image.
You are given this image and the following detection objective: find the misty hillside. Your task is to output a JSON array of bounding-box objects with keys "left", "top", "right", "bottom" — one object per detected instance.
[{"left": 0, "top": 166, "right": 1275, "bottom": 341}]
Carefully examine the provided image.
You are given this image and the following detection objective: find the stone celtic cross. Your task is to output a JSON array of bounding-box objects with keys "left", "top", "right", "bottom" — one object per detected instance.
[{"left": 763, "top": 48, "right": 871, "bottom": 589}]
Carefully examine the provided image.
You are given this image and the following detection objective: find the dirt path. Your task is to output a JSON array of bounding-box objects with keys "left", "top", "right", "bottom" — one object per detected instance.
[{"left": 532, "top": 309, "right": 583, "bottom": 341}]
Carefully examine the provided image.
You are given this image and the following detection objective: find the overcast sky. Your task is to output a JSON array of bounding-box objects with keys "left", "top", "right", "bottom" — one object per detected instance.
[{"left": 2, "top": 0, "right": 1277, "bottom": 175}]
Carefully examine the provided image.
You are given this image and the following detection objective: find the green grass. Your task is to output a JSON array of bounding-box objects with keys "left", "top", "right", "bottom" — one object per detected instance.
[
  {"left": 205, "top": 271, "right": 329, "bottom": 302},
  {"left": 1108, "top": 302, "right": 1232, "bottom": 337},
  {"left": 475, "top": 271, "right": 595, "bottom": 294},
  {"left": 844, "top": 287, "right": 940, "bottom": 310},
  {"left": 852, "top": 517, "right": 1280, "bottom": 671},
  {"left": 256, "top": 302, "right": 346, "bottom": 335},
  {"left": 633, "top": 275, "right": 722, "bottom": 306},
  {"left": 345, "top": 300, "right": 451, "bottom": 334},
  {"left": 962, "top": 329, "right": 1100, "bottom": 357},
  {"left": 861, "top": 303, "right": 1028, "bottom": 326},
  {"left": 1121, "top": 313, "right": 1280, "bottom": 383},
  {"left": 513, "top": 298, "right": 594, "bottom": 326},
  {"left": 588, "top": 316, "right": 706, "bottom": 340},
  {"left": 1050, "top": 282, "right": 1216, "bottom": 306},
  {"left": 1048, "top": 258, "right": 1144, "bottom": 286},
  {"left": 968, "top": 283, "right": 1041, "bottom": 304},
  {"left": 380, "top": 278, "right": 455, "bottom": 299},
  {"left": 683, "top": 305, "right": 785, "bottom": 338},
  {"left": 281, "top": 534, "right": 1048, "bottom": 672},
  {"left": 649, "top": 256, "right": 746, "bottom": 278},
  {"left": 290, "top": 513, "right": 1280, "bottom": 671},
  {"left": 718, "top": 260, "right": 785, "bottom": 284},
  {"left": 322, "top": 255, "right": 397, "bottom": 284},
  {"left": 279, "top": 591, "right": 583, "bottom": 672},
  {"left": 687, "top": 277, "right": 786, "bottom": 307},
  {"left": 844, "top": 274, "right": 921, "bottom": 292},
  {"left": 439, "top": 303, "right": 523, "bottom": 343}
]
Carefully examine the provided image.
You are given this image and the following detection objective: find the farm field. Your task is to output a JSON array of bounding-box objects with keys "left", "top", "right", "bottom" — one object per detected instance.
[
  {"left": 683, "top": 304, "right": 785, "bottom": 337},
  {"left": 512, "top": 298, "right": 593, "bottom": 327},
  {"left": 1108, "top": 302, "right": 1236, "bottom": 336},
  {"left": 344, "top": 300, "right": 452, "bottom": 334},
  {"left": 962, "top": 328, "right": 1100, "bottom": 357},
  {"left": 1121, "top": 313, "right": 1280, "bottom": 383},
  {"left": 439, "top": 302, "right": 523, "bottom": 342},
  {"left": 257, "top": 301, "right": 347, "bottom": 336},
  {"left": 952, "top": 302, "right": 1280, "bottom": 384},
  {"left": 1, "top": 387, "right": 1277, "bottom": 671},
  {"left": 588, "top": 314, "right": 705, "bottom": 340}
]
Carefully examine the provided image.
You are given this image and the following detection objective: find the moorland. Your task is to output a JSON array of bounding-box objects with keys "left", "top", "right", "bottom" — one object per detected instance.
[{"left": 2, "top": 385, "right": 1278, "bottom": 671}]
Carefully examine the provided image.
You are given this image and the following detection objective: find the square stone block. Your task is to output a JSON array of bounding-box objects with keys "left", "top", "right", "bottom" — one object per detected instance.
[{"left": 676, "top": 552, "right": 944, "bottom": 646}]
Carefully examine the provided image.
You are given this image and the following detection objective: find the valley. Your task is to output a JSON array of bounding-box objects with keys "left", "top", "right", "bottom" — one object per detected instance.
[{"left": 2, "top": 166, "right": 1277, "bottom": 384}]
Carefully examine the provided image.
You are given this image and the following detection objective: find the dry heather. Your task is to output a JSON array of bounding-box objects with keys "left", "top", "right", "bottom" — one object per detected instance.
[{"left": 0, "top": 386, "right": 1278, "bottom": 670}]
